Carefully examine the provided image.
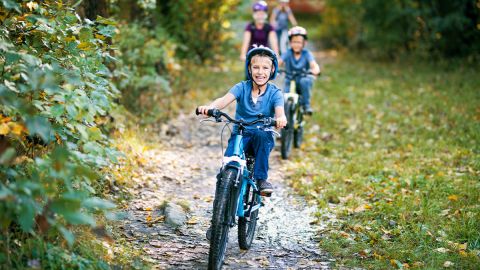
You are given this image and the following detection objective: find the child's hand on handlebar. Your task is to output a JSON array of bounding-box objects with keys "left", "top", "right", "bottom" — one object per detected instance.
[
  {"left": 275, "top": 115, "right": 287, "bottom": 129},
  {"left": 197, "top": 105, "right": 215, "bottom": 116}
]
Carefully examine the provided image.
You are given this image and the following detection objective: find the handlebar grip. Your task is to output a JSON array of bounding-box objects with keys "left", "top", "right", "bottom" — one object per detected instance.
[
  {"left": 270, "top": 119, "right": 277, "bottom": 127},
  {"left": 268, "top": 119, "right": 289, "bottom": 129},
  {"left": 195, "top": 107, "right": 217, "bottom": 117}
]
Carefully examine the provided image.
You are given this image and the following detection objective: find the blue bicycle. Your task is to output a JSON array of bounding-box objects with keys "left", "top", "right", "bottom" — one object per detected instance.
[{"left": 196, "top": 108, "right": 277, "bottom": 270}]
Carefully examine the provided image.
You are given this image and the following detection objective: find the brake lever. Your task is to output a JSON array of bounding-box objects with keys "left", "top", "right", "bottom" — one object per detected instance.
[
  {"left": 264, "top": 127, "right": 281, "bottom": 137},
  {"left": 199, "top": 118, "right": 217, "bottom": 125}
]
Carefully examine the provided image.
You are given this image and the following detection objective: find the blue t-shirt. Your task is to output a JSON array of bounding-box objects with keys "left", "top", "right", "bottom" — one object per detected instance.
[
  {"left": 229, "top": 81, "right": 284, "bottom": 130},
  {"left": 281, "top": 48, "right": 314, "bottom": 77},
  {"left": 273, "top": 7, "right": 292, "bottom": 30}
]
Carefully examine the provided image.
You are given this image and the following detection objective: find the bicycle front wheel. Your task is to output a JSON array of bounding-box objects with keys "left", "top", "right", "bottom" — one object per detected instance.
[
  {"left": 281, "top": 99, "right": 295, "bottom": 159},
  {"left": 208, "top": 168, "right": 236, "bottom": 270},
  {"left": 238, "top": 184, "right": 260, "bottom": 249}
]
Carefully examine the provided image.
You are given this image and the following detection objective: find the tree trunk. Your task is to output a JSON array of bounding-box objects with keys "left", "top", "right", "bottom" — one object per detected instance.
[
  {"left": 77, "top": 0, "right": 109, "bottom": 20},
  {"left": 118, "top": 0, "right": 141, "bottom": 22}
]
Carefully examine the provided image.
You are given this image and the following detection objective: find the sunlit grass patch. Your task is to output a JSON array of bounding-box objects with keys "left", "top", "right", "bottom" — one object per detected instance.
[{"left": 288, "top": 54, "right": 480, "bottom": 269}]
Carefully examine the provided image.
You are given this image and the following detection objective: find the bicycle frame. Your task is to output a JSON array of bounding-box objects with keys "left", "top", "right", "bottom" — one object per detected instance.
[{"left": 222, "top": 129, "right": 262, "bottom": 221}]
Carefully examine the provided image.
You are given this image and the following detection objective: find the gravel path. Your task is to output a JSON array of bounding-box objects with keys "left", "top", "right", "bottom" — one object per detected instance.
[{"left": 117, "top": 112, "right": 334, "bottom": 269}]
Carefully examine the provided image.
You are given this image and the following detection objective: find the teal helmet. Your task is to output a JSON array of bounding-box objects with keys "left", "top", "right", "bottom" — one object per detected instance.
[{"left": 245, "top": 46, "right": 278, "bottom": 80}]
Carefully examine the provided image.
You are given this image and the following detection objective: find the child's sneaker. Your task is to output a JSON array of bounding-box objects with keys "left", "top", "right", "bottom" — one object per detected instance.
[
  {"left": 304, "top": 105, "right": 313, "bottom": 115},
  {"left": 257, "top": 180, "right": 273, "bottom": 196}
]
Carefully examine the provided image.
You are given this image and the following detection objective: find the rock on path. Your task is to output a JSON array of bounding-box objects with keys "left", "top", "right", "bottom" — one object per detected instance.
[{"left": 117, "top": 112, "right": 334, "bottom": 269}]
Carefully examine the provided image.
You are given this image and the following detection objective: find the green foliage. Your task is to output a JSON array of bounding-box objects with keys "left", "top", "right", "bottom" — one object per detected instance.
[
  {"left": 113, "top": 22, "right": 176, "bottom": 124},
  {"left": 320, "top": 0, "right": 480, "bottom": 58},
  {"left": 289, "top": 55, "right": 480, "bottom": 269},
  {"left": 0, "top": 0, "right": 121, "bottom": 267},
  {"left": 156, "top": 0, "right": 240, "bottom": 62}
]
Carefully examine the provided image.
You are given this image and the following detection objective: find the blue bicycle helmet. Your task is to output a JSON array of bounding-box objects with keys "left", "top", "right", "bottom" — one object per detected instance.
[{"left": 245, "top": 46, "right": 278, "bottom": 80}]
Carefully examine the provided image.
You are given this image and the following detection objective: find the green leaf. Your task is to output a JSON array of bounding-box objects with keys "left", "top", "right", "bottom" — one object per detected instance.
[
  {"left": 5, "top": 51, "right": 21, "bottom": 64},
  {"left": 87, "top": 126, "right": 103, "bottom": 141},
  {"left": 1, "top": 0, "right": 21, "bottom": 12},
  {"left": 0, "top": 148, "right": 16, "bottom": 165},
  {"left": 95, "top": 16, "right": 116, "bottom": 25},
  {"left": 79, "top": 27, "right": 93, "bottom": 41},
  {"left": 18, "top": 200, "right": 36, "bottom": 232},
  {"left": 49, "top": 198, "right": 81, "bottom": 215},
  {"left": 50, "top": 104, "right": 64, "bottom": 118},
  {"left": 82, "top": 197, "right": 115, "bottom": 210},
  {"left": 98, "top": 25, "right": 116, "bottom": 38},
  {"left": 25, "top": 116, "right": 52, "bottom": 142},
  {"left": 0, "top": 185, "right": 12, "bottom": 199},
  {"left": 62, "top": 211, "right": 96, "bottom": 226},
  {"left": 0, "top": 39, "right": 14, "bottom": 51},
  {"left": 52, "top": 146, "right": 69, "bottom": 161},
  {"left": 58, "top": 226, "right": 75, "bottom": 247}
]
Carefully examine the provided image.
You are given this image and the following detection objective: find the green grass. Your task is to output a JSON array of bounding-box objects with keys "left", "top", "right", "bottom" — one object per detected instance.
[{"left": 288, "top": 55, "right": 480, "bottom": 269}]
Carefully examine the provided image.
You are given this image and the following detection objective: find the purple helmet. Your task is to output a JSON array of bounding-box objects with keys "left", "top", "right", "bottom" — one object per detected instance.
[{"left": 252, "top": 1, "right": 268, "bottom": 12}]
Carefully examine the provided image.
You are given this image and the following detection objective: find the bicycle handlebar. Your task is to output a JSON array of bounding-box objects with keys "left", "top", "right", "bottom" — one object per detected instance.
[
  {"left": 278, "top": 69, "right": 319, "bottom": 77},
  {"left": 195, "top": 108, "right": 278, "bottom": 128}
]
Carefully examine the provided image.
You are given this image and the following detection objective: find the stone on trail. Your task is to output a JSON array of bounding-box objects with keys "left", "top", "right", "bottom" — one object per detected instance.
[{"left": 164, "top": 202, "right": 187, "bottom": 227}]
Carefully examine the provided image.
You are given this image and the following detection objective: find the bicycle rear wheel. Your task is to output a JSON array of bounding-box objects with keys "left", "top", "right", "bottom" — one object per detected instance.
[
  {"left": 281, "top": 100, "right": 295, "bottom": 159},
  {"left": 208, "top": 168, "right": 236, "bottom": 270},
  {"left": 238, "top": 184, "right": 260, "bottom": 249},
  {"left": 294, "top": 110, "right": 304, "bottom": 148}
]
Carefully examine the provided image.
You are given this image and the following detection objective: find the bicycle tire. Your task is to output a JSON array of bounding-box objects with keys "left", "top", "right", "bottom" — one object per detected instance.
[
  {"left": 208, "top": 168, "right": 236, "bottom": 270},
  {"left": 238, "top": 184, "right": 259, "bottom": 249},
  {"left": 281, "top": 100, "right": 295, "bottom": 159},
  {"left": 294, "top": 110, "right": 304, "bottom": 148}
]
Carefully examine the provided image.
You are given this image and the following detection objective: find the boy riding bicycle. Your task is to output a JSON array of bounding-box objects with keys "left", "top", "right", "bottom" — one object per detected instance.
[
  {"left": 197, "top": 46, "right": 287, "bottom": 195},
  {"left": 279, "top": 26, "right": 321, "bottom": 115}
]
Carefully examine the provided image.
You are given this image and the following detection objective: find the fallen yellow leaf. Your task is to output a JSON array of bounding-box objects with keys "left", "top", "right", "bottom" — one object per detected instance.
[
  {"left": 458, "top": 243, "right": 467, "bottom": 250},
  {"left": 186, "top": 217, "right": 198, "bottom": 225},
  {"left": 77, "top": 42, "right": 93, "bottom": 50},
  {"left": 146, "top": 214, "right": 152, "bottom": 223},
  {"left": 144, "top": 207, "right": 152, "bottom": 211},
  {"left": 9, "top": 122, "right": 25, "bottom": 135},
  {"left": 65, "top": 36, "right": 76, "bottom": 42},
  {"left": 0, "top": 123, "right": 10, "bottom": 135},
  {"left": 447, "top": 195, "right": 458, "bottom": 202}
]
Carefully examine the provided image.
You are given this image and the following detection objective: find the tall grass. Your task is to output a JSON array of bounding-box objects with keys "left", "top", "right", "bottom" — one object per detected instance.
[{"left": 288, "top": 54, "right": 480, "bottom": 269}]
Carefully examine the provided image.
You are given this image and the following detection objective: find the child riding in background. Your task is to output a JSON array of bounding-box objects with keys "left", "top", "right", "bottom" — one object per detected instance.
[
  {"left": 240, "top": 1, "right": 279, "bottom": 61},
  {"left": 279, "top": 26, "right": 321, "bottom": 115},
  {"left": 270, "top": 0, "right": 298, "bottom": 55},
  {"left": 198, "top": 46, "right": 287, "bottom": 194}
]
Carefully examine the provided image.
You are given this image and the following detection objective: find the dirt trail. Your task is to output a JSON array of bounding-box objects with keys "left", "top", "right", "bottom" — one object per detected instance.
[{"left": 116, "top": 111, "right": 335, "bottom": 269}]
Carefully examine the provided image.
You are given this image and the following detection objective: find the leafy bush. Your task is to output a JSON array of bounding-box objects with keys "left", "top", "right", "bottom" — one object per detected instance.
[
  {"left": 320, "top": 0, "right": 480, "bottom": 58},
  {"left": 0, "top": 0, "right": 119, "bottom": 267},
  {"left": 114, "top": 22, "right": 177, "bottom": 124},
  {"left": 157, "top": 0, "right": 240, "bottom": 62}
]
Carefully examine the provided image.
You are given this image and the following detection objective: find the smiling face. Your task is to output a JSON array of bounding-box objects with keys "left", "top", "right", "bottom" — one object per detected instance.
[
  {"left": 290, "top": 35, "right": 306, "bottom": 53},
  {"left": 253, "top": 10, "right": 267, "bottom": 24},
  {"left": 249, "top": 55, "right": 274, "bottom": 86}
]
